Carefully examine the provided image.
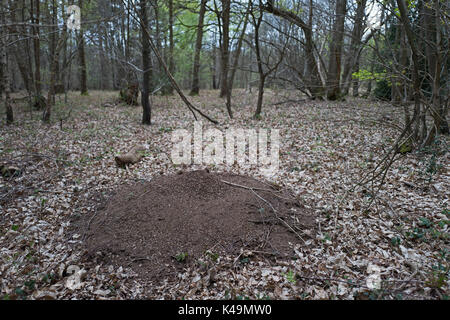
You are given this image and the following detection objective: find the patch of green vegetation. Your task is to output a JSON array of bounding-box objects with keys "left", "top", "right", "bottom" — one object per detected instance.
[
  {"left": 418, "top": 217, "right": 432, "bottom": 228},
  {"left": 41, "top": 273, "right": 57, "bottom": 284},
  {"left": 175, "top": 252, "right": 188, "bottom": 262},
  {"left": 405, "top": 215, "right": 449, "bottom": 242},
  {"left": 282, "top": 270, "right": 296, "bottom": 284},
  {"left": 206, "top": 251, "right": 219, "bottom": 262},
  {"left": 426, "top": 264, "right": 448, "bottom": 289},
  {"left": 77, "top": 155, "right": 91, "bottom": 165},
  {"left": 322, "top": 233, "right": 331, "bottom": 242},
  {"left": 24, "top": 280, "right": 35, "bottom": 291},
  {"left": 399, "top": 141, "right": 412, "bottom": 154},
  {"left": 390, "top": 237, "right": 401, "bottom": 247},
  {"left": 14, "top": 287, "right": 27, "bottom": 299},
  {"left": 159, "top": 127, "right": 173, "bottom": 133}
]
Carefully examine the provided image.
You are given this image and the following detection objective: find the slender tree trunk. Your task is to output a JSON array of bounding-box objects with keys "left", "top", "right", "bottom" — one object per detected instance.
[
  {"left": 391, "top": 25, "right": 402, "bottom": 104},
  {"left": 78, "top": 0, "right": 88, "bottom": 95},
  {"left": 141, "top": 0, "right": 151, "bottom": 125},
  {"left": 23, "top": 0, "right": 35, "bottom": 96},
  {"left": 342, "top": 0, "right": 366, "bottom": 96},
  {"left": 423, "top": 0, "right": 447, "bottom": 140},
  {"left": 43, "top": 10, "right": 67, "bottom": 123},
  {"left": 226, "top": 3, "right": 250, "bottom": 118},
  {"left": 1, "top": 4, "right": 13, "bottom": 124},
  {"left": 253, "top": 6, "right": 265, "bottom": 119},
  {"left": 352, "top": 61, "right": 360, "bottom": 97},
  {"left": 47, "top": 0, "right": 59, "bottom": 102},
  {"left": 436, "top": 0, "right": 448, "bottom": 134},
  {"left": 264, "top": 0, "right": 324, "bottom": 98},
  {"left": 211, "top": 37, "right": 217, "bottom": 89},
  {"left": 43, "top": 38, "right": 64, "bottom": 122},
  {"left": 228, "top": 3, "right": 250, "bottom": 95},
  {"left": 219, "top": 0, "right": 231, "bottom": 98},
  {"left": 61, "top": 1, "right": 68, "bottom": 93},
  {"left": 99, "top": 33, "right": 106, "bottom": 90},
  {"left": 9, "top": 0, "right": 32, "bottom": 94},
  {"left": 32, "top": 0, "right": 41, "bottom": 95},
  {"left": 166, "top": 0, "right": 174, "bottom": 95},
  {"left": 155, "top": 3, "right": 162, "bottom": 78},
  {"left": 130, "top": 0, "right": 218, "bottom": 124},
  {"left": 326, "top": 0, "right": 347, "bottom": 100},
  {"left": 126, "top": 0, "right": 131, "bottom": 83},
  {"left": 396, "top": 0, "right": 423, "bottom": 142},
  {"left": 190, "top": 0, "right": 207, "bottom": 96}
]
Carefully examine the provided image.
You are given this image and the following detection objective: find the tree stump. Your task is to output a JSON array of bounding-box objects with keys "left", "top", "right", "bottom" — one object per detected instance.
[
  {"left": 33, "top": 95, "right": 47, "bottom": 110},
  {"left": 119, "top": 83, "right": 139, "bottom": 105}
]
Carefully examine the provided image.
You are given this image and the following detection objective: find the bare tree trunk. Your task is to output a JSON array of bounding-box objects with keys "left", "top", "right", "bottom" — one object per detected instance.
[
  {"left": 211, "top": 35, "right": 218, "bottom": 89},
  {"left": 128, "top": 0, "right": 218, "bottom": 124},
  {"left": 391, "top": 25, "right": 402, "bottom": 105},
  {"left": 43, "top": 43, "right": 58, "bottom": 122},
  {"left": 99, "top": 32, "right": 106, "bottom": 90},
  {"left": 32, "top": 0, "right": 41, "bottom": 95},
  {"left": 264, "top": 0, "right": 324, "bottom": 98},
  {"left": 228, "top": 3, "right": 250, "bottom": 95},
  {"left": 166, "top": 0, "right": 174, "bottom": 95},
  {"left": 326, "top": 0, "right": 346, "bottom": 100},
  {"left": 352, "top": 61, "right": 360, "bottom": 97},
  {"left": 251, "top": 4, "right": 286, "bottom": 118},
  {"left": 126, "top": 0, "right": 131, "bottom": 83},
  {"left": 140, "top": 0, "right": 151, "bottom": 125},
  {"left": 154, "top": 2, "right": 162, "bottom": 79},
  {"left": 422, "top": 0, "right": 447, "bottom": 141},
  {"left": 341, "top": 0, "right": 366, "bottom": 96},
  {"left": 9, "top": 0, "right": 33, "bottom": 94},
  {"left": 190, "top": 0, "right": 207, "bottom": 96},
  {"left": 61, "top": 0, "right": 68, "bottom": 94},
  {"left": 1, "top": 4, "right": 13, "bottom": 124},
  {"left": 48, "top": 0, "right": 59, "bottom": 102},
  {"left": 219, "top": 0, "right": 231, "bottom": 98},
  {"left": 396, "top": 0, "right": 423, "bottom": 142},
  {"left": 43, "top": 31, "right": 66, "bottom": 122},
  {"left": 78, "top": 0, "right": 88, "bottom": 95},
  {"left": 226, "top": 3, "right": 250, "bottom": 119},
  {"left": 253, "top": 10, "right": 265, "bottom": 119}
]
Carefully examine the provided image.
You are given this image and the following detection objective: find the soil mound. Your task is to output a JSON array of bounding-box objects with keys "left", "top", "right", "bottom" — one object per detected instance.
[{"left": 82, "top": 170, "right": 315, "bottom": 283}]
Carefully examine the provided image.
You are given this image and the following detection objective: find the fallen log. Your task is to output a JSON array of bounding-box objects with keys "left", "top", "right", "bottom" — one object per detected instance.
[{"left": 114, "top": 145, "right": 147, "bottom": 167}]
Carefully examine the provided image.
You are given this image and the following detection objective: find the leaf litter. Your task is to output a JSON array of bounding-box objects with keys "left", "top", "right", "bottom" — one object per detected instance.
[{"left": 0, "top": 90, "right": 448, "bottom": 300}]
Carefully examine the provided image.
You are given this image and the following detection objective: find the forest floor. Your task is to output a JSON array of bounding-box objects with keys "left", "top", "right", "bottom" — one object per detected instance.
[{"left": 0, "top": 89, "right": 448, "bottom": 300}]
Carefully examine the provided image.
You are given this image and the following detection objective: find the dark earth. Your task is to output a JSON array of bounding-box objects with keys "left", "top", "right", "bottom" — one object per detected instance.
[{"left": 79, "top": 170, "right": 316, "bottom": 285}]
